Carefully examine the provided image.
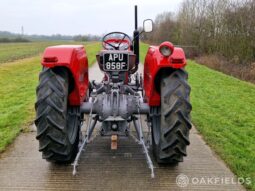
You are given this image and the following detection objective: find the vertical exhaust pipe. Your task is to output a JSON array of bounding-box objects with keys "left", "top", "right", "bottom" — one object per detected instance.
[
  {"left": 135, "top": 5, "right": 138, "bottom": 30},
  {"left": 133, "top": 5, "right": 139, "bottom": 65}
]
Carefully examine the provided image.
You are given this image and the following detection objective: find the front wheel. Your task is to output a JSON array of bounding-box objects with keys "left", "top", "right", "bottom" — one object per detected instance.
[
  {"left": 35, "top": 67, "right": 80, "bottom": 163},
  {"left": 151, "top": 69, "right": 192, "bottom": 164}
]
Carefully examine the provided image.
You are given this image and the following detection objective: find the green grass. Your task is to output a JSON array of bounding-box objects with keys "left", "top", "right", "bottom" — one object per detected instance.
[
  {"left": 0, "top": 57, "right": 41, "bottom": 151},
  {"left": 187, "top": 60, "right": 255, "bottom": 190},
  {"left": 0, "top": 42, "right": 101, "bottom": 152},
  {"left": 85, "top": 42, "right": 101, "bottom": 65},
  {"left": 140, "top": 42, "right": 149, "bottom": 63},
  {"left": 0, "top": 41, "right": 96, "bottom": 64}
]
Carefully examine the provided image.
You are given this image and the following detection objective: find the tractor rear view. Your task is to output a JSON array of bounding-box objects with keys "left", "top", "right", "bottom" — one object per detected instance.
[{"left": 35, "top": 6, "right": 191, "bottom": 177}]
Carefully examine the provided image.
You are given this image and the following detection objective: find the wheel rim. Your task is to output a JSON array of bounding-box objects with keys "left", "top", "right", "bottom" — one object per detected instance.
[{"left": 151, "top": 107, "right": 160, "bottom": 145}]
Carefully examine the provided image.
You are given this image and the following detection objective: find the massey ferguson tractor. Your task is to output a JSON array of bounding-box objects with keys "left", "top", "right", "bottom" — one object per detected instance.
[{"left": 35, "top": 6, "right": 191, "bottom": 177}]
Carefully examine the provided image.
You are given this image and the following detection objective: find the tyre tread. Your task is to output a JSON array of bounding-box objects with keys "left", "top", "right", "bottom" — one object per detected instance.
[
  {"left": 35, "top": 68, "right": 79, "bottom": 163},
  {"left": 152, "top": 69, "right": 192, "bottom": 164}
]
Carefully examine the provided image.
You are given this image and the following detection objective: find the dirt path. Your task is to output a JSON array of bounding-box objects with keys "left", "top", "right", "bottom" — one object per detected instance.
[{"left": 0, "top": 64, "right": 246, "bottom": 191}]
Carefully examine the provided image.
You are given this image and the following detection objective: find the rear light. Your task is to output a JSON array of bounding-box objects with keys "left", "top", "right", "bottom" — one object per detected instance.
[
  {"left": 159, "top": 41, "right": 174, "bottom": 57},
  {"left": 171, "top": 58, "right": 184, "bottom": 64},
  {"left": 43, "top": 57, "right": 58, "bottom": 62}
]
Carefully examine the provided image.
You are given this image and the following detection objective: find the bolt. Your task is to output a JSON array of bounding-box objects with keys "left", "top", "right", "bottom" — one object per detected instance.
[{"left": 111, "top": 123, "right": 118, "bottom": 131}]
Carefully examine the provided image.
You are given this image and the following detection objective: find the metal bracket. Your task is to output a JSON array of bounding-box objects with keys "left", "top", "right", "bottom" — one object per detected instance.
[
  {"left": 133, "top": 96, "right": 155, "bottom": 178},
  {"left": 72, "top": 98, "right": 97, "bottom": 175}
]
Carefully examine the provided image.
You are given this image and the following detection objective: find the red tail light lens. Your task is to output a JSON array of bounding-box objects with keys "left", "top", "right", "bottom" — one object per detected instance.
[{"left": 43, "top": 57, "right": 58, "bottom": 62}]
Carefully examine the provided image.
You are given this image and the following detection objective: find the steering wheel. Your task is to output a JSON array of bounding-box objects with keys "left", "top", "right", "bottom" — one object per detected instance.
[{"left": 102, "top": 32, "right": 131, "bottom": 50}]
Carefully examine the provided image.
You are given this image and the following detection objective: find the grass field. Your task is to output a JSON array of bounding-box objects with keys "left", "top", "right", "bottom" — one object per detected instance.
[
  {"left": 187, "top": 61, "right": 255, "bottom": 190},
  {"left": 0, "top": 41, "right": 97, "bottom": 64},
  {"left": 0, "top": 42, "right": 101, "bottom": 152},
  {"left": 0, "top": 42, "right": 58, "bottom": 63}
]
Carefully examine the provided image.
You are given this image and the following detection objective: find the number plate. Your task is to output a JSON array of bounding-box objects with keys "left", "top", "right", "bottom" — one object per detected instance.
[{"left": 103, "top": 53, "right": 129, "bottom": 71}]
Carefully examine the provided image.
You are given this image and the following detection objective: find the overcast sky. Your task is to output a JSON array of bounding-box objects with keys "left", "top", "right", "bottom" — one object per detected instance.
[{"left": 0, "top": 0, "right": 183, "bottom": 36}]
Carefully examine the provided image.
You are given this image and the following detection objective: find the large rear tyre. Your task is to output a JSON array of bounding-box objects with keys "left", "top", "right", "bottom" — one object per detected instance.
[
  {"left": 151, "top": 69, "right": 192, "bottom": 164},
  {"left": 35, "top": 67, "right": 80, "bottom": 163}
]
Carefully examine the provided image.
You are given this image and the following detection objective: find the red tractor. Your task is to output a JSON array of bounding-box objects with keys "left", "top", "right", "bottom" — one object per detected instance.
[{"left": 35, "top": 6, "right": 191, "bottom": 177}]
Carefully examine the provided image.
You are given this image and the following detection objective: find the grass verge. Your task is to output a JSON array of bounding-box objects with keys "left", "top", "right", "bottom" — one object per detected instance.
[
  {"left": 0, "top": 57, "right": 40, "bottom": 151},
  {"left": 187, "top": 60, "right": 255, "bottom": 190},
  {"left": 0, "top": 42, "right": 101, "bottom": 152},
  {"left": 140, "top": 42, "right": 149, "bottom": 63}
]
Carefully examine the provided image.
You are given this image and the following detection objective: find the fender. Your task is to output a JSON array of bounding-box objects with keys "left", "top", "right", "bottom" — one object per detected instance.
[
  {"left": 143, "top": 42, "right": 187, "bottom": 106},
  {"left": 42, "top": 45, "right": 89, "bottom": 106}
]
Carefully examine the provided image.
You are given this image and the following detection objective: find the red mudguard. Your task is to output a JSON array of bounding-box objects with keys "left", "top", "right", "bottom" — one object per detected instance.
[
  {"left": 42, "top": 45, "right": 89, "bottom": 106},
  {"left": 143, "top": 44, "right": 187, "bottom": 106}
]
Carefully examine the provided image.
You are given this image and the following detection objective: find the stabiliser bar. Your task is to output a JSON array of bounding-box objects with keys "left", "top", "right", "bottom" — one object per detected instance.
[{"left": 80, "top": 101, "right": 150, "bottom": 115}]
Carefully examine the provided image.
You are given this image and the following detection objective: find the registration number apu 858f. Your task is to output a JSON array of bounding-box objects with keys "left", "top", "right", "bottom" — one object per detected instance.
[{"left": 103, "top": 53, "right": 129, "bottom": 71}]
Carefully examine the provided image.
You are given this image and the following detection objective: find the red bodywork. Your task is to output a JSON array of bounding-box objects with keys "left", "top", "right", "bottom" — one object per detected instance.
[
  {"left": 144, "top": 43, "right": 186, "bottom": 106},
  {"left": 42, "top": 45, "right": 89, "bottom": 106}
]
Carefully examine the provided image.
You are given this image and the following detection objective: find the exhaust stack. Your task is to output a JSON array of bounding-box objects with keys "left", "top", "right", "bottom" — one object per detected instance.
[{"left": 133, "top": 5, "right": 139, "bottom": 65}]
